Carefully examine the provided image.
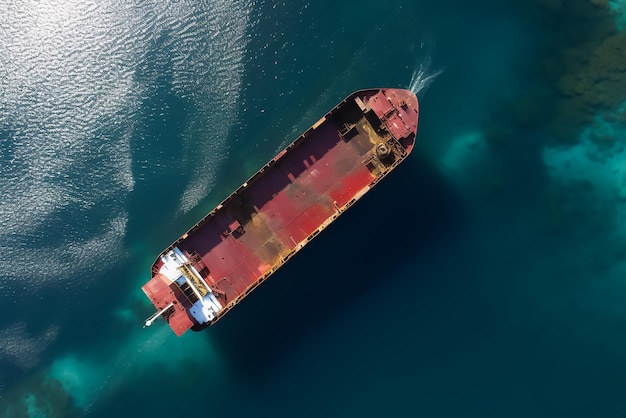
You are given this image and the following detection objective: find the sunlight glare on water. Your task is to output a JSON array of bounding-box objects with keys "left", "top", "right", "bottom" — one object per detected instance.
[{"left": 0, "top": 0, "right": 251, "bottom": 410}]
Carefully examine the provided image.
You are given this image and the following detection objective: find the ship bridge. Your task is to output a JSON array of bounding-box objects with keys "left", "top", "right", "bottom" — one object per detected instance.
[{"left": 142, "top": 247, "right": 222, "bottom": 335}]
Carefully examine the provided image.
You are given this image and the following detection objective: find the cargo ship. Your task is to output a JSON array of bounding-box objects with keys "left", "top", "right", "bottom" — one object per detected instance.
[{"left": 142, "top": 88, "right": 419, "bottom": 335}]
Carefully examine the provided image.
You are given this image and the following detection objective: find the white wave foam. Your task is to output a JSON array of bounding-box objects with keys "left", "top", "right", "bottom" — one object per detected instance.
[
  {"left": 409, "top": 56, "right": 444, "bottom": 97},
  {"left": 408, "top": 37, "right": 444, "bottom": 96}
]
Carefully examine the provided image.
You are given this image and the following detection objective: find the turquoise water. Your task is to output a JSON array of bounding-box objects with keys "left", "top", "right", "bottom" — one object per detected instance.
[{"left": 2, "top": 0, "right": 626, "bottom": 416}]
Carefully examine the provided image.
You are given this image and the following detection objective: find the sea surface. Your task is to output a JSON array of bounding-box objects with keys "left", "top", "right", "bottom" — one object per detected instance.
[{"left": 1, "top": 0, "right": 626, "bottom": 416}]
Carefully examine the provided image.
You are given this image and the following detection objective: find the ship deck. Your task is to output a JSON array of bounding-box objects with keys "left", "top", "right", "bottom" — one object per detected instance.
[{"left": 143, "top": 88, "right": 418, "bottom": 334}]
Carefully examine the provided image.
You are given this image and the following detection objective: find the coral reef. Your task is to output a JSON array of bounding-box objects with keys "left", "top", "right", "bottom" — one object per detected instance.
[
  {"left": 539, "top": 0, "right": 626, "bottom": 144},
  {"left": 555, "top": 29, "right": 626, "bottom": 140},
  {"left": 487, "top": 0, "right": 626, "bottom": 145},
  {"left": 0, "top": 372, "right": 81, "bottom": 418}
]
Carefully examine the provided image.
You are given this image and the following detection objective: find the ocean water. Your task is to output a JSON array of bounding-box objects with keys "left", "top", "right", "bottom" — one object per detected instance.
[{"left": 1, "top": 0, "right": 626, "bottom": 416}]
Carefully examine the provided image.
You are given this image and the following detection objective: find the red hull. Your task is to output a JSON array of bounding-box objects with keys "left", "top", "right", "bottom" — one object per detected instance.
[{"left": 142, "top": 88, "right": 419, "bottom": 335}]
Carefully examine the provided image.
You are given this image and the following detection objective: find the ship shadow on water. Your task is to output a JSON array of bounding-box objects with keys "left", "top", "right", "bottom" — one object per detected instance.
[{"left": 208, "top": 150, "right": 466, "bottom": 380}]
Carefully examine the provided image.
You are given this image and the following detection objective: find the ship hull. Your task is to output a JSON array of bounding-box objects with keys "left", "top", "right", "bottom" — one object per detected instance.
[{"left": 142, "top": 88, "right": 419, "bottom": 335}]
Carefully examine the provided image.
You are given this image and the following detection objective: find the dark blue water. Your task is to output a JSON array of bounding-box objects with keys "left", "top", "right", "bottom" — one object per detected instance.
[{"left": 2, "top": 1, "right": 626, "bottom": 416}]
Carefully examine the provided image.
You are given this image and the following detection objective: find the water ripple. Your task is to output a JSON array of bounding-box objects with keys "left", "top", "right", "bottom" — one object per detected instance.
[
  {"left": 0, "top": 321, "right": 59, "bottom": 370},
  {"left": 0, "top": 0, "right": 252, "bottom": 289}
]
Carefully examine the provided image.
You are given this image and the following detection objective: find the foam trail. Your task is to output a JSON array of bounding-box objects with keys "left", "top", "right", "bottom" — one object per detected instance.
[
  {"left": 409, "top": 54, "right": 444, "bottom": 96},
  {"left": 408, "top": 37, "right": 444, "bottom": 96}
]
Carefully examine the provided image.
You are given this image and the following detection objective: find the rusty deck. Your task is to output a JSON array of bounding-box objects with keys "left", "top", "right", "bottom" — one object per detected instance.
[{"left": 142, "top": 88, "right": 419, "bottom": 335}]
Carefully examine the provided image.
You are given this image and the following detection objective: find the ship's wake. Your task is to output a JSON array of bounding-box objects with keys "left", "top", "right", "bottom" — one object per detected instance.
[{"left": 408, "top": 42, "right": 444, "bottom": 96}]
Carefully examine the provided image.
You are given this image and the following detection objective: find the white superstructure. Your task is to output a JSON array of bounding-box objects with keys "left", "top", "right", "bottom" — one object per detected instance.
[{"left": 156, "top": 247, "right": 222, "bottom": 324}]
